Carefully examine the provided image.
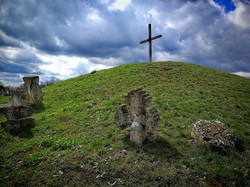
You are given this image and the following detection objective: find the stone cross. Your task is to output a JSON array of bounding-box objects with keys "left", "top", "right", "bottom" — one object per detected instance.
[
  {"left": 115, "top": 88, "right": 160, "bottom": 146},
  {"left": 140, "top": 24, "right": 162, "bottom": 62}
]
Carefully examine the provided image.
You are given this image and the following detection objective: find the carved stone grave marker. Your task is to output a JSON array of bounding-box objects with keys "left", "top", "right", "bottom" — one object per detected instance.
[
  {"left": 0, "top": 76, "right": 42, "bottom": 132},
  {"left": 23, "top": 76, "right": 43, "bottom": 106},
  {"left": 9, "top": 75, "right": 43, "bottom": 106},
  {"left": 115, "top": 88, "right": 160, "bottom": 146}
]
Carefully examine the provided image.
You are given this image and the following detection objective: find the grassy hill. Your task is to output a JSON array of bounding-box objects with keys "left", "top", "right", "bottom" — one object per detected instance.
[{"left": 0, "top": 61, "right": 249, "bottom": 186}]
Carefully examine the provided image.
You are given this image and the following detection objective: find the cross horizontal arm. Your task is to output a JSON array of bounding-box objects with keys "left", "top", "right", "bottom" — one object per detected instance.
[
  {"left": 140, "top": 39, "right": 149, "bottom": 44},
  {"left": 151, "top": 34, "right": 162, "bottom": 40},
  {"left": 139, "top": 34, "right": 162, "bottom": 44}
]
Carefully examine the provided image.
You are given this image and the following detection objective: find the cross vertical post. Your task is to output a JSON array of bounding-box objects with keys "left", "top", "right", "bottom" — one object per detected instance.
[
  {"left": 140, "top": 23, "right": 162, "bottom": 62},
  {"left": 148, "top": 24, "right": 152, "bottom": 63}
]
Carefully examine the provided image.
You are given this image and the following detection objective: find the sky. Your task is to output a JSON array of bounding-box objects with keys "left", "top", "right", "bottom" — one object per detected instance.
[{"left": 0, "top": 0, "right": 250, "bottom": 86}]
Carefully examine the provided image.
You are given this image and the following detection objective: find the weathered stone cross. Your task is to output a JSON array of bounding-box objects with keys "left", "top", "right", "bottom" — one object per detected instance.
[{"left": 140, "top": 24, "right": 162, "bottom": 62}]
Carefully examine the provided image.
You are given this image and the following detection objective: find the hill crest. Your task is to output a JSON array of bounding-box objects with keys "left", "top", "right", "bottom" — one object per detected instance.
[{"left": 1, "top": 61, "right": 249, "bottom": 186}]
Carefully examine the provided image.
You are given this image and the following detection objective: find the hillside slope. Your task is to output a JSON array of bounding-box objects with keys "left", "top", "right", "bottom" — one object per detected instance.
[{"left": 1, "top": 61, "right": 250, "bottom": 186}]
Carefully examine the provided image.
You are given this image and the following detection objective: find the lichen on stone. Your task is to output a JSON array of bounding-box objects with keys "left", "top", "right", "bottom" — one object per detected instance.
[{"left": 192, "top": 120, "right": 238, "bottom": 153}]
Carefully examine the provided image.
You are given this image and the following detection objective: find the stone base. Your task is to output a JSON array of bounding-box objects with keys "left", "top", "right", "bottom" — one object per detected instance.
[
  {"left": 130, "top": 130, "right": 147, "bottom": 146},
  {"left": 4, "top": 105, "right": 33, "bottom": 119},
  {"left": 2, "top": 117, "right": 34, "bottom": 132},
  {"left": 1, "top": 105, "right": 34, "bottom": 133}
]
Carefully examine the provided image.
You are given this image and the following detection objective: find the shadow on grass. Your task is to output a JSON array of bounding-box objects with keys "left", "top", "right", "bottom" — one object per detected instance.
[
  {"left": 3, "top": 121, "right": 35, "bottom": 139},
  {"left": 123, "top": 135, "right": 182, "bottom": 160},
  {"left": 32, "top": 105, "right": 45, "bottom": 114}
]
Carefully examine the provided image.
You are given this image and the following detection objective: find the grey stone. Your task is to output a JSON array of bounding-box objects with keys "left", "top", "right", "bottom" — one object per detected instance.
[
  {"left": 1, "top": 105, "right": 34, "bottom": 132},
  {"left": 116, "top": 105, "right": 129, "bottom": 130},
  {"left": 0, "top": 76, "right": 41, "bottom": 133},
  {"left": 0, "top": 104, "right": 10, "bottom": 114},
  {"left": 23, "top": 76, "right": 43, "bottom": 106},
  {"left": 191, "top": 120, "right": 237, "bottom": 153},
  {"left": 9, "top": 76, "right": 43, "bottom": 106},
  {"left": 131, "top": 122, "right": 143, "bottom": 131},
  {"left": 115, "top": 88, "right": 160, "bottom": 146},
  {"left": 10, "top": 90, "right": 28, "bottom": 106},
  {"left": 130, "top": 130, "right": 147, "bottom": 146}
]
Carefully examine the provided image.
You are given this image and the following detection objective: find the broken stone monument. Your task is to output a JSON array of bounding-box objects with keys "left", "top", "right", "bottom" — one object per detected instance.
[
  {"left": 23, "top": 76, "right": 43, "bottom": 106},
  {"left": 1, "top": 105, "right": 33, "bottom": 132},
  {"left": 191, "top": 120, "right": 238, "bottom": 153},
  {"left": 9, "top": 75, "right": 43, "bottom": 106},
  {"left": 0, "top": 76, "right": 41, "bottom": 132},
  {"left": 115, "top": 88, "right": 160, "bottom": 146}
]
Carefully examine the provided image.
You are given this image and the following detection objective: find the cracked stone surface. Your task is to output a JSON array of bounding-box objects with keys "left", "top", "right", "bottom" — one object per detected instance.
[
  {"left": 9, "top": 76, "right": 43, "bottom": 106},
  {"left": 191, "top": 120, "right": 237, "bottom": 153},
  {"left": 115, "top": 88, "right": 160, "bottom": 146},
  {"left": 23, "top": 76, "right": 43, "bottom": 106}
]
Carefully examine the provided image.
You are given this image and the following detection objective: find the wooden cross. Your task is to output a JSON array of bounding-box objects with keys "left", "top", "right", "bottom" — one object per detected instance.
[{"left": 140, "top": 24, "right": 162, "bottom": 62}]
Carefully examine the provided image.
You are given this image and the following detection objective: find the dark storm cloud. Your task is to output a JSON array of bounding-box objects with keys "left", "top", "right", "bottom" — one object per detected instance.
[
  {"left": 0, "top": 31, "right": 21, "bottom": 48},
  {"left": 0, "top": 72, "right": 23, "bottom": 85},
  {"left": 62, "top": 7, "right": 143, "bottom": 58},
  {"left": 0, "top": 51, "right": 43, "bottom": 74},
  {"left": 0, "top": 0, "right": 138, "bottom": 57},
  {"left": 152, "top": 0, "right": 250, "bottom": 73},
  {"left": 0, "top": 0, "right": 250, "bottom": 85},
  {"left": 1, "top": 1, "right": 78, "bottom": 53}
]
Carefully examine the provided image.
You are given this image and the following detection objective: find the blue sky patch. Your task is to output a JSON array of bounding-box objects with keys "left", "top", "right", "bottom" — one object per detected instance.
[{"left": 213, "top": 0, "right": 236, "bottom": 13}]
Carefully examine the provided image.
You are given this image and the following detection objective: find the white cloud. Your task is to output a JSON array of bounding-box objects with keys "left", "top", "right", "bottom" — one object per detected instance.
[
  {"left": 209, "top": 0, "right": 223, "bottom": 11},
  {"left": 90, "top": 57, "right": 124, "bottom": 66},
  {"left": 87, "top": 9, "right": 103, "bottom": 23},
  {"left": 0, "top": 47, "right": 19, "bottom": 59},
  {"left": 38, "top": 54, "right": 113, "bottom": 80},
  {"left": 38, "top": 55, "right": 90, "bottom": 77},
  {"left": 108, "top": 0, "right": 131, "bottom": 11},
  {"left": 155, "top": 51, "right": 187, "bottom": 62},
  {"left": 54, "top": 36, "right": 68, "bottom": 48},
  {"left": 228, "top": 1, "right": 250, "bottom": 29},
  {"left": 88, "top": 13, "right": 102, "bottom": 22},
  {"left": 233, "top": 72, "right": 250, "bottom": 78},
  {"left": 88, "top": 64, "right": 113, "bottom": 73},
  {"left": 147, "top": 9, "right": 159, "bottom": 22},
  {"left": 100, "top": 0, "right": 111, "bottom": 4}
]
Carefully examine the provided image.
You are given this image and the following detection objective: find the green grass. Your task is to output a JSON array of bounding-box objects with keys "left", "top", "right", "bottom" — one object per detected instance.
[
  {"left": 0, "top": 96, "right": 8, "bottom": 104},
  {"left": 0, "top": 61, "right": 249, "bottom": 186}
]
